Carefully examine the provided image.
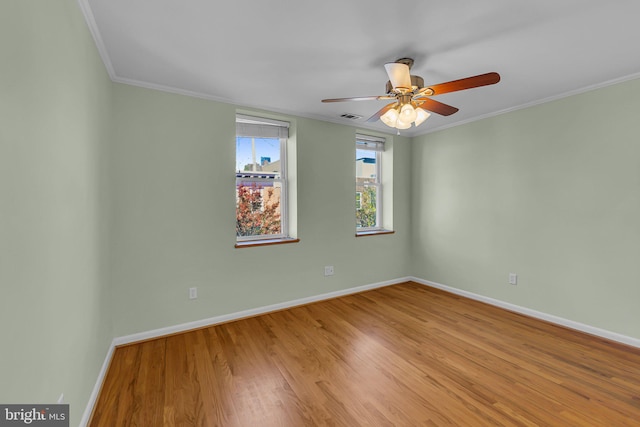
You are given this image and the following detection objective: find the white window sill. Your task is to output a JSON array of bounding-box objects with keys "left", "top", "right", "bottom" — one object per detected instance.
[
  {"left": 355, "top": 230, "right": 395, "bottom": 237},
  {"left": 235, "top": 238, "right": 300, "bottom": 248}
]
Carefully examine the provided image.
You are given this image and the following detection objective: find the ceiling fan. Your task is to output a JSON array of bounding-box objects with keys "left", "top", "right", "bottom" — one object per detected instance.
[{"left": 322, "top": 58, "right": 500, "bottom": 130}]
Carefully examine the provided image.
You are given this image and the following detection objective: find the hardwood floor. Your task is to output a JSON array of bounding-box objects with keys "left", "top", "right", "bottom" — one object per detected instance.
[{"left": 90, "top": 282, "right": 640, "bottom": 426}]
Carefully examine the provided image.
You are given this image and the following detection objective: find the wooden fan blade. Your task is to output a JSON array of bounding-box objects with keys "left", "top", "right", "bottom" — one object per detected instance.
[
  {"left": 423, "top": 72, "right": 500, "bottom": 96},
  {"left": 322, "top": 95, "right": 394, "bottom": 103},
  {"left": 366, "top": 102, "right": 397, "bottom": 123},
  {"left": 415, "top": 98, "right": 459, "bottom": 116}
]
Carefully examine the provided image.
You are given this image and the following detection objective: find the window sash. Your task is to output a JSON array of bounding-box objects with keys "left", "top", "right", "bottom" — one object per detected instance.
[
  {"left": 356, "top": 135, "right": 383, "bottom": 230},
  {"left": 236, "top": 115, "right": 289, "bottom": 242},
  {"left": 356, "top": 181, "right": 382, "bottom": 231},
  {"left": 236, "top": 175, "right": 287, "bottom": 241}
]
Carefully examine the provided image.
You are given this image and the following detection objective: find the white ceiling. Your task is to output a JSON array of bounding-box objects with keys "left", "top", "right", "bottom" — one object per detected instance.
[{"left": 81, "top": 0, "right": 640, "bottom": 136}]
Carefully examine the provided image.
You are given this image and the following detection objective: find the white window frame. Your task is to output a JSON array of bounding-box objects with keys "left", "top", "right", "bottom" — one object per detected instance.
[
  {"left": 356, "top": 134, "right": 384, "bottom": 232},
  {"left": 236, "top": 115, "right": 290, "bottom": 242}
]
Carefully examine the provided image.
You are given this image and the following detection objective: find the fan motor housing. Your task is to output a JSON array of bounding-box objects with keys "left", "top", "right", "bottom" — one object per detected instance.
[{"left": 386, "top": 75, "right": 425, "bottom": 94}]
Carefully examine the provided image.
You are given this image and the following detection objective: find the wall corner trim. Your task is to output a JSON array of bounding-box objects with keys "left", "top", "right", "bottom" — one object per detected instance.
[{"left": 410, "top": 276, "right": 640, "bottom": 349}]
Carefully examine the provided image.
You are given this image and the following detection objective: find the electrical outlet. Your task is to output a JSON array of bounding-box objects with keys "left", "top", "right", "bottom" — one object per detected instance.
[
  {"left": 509, "top": 273, "right": 518, "bottom": 285},
  {"left": 324, "top": 266, "right": 334, "bottom": 276},
  {"left": 189, "top": 287, "right": 198, "bottom": 299}
]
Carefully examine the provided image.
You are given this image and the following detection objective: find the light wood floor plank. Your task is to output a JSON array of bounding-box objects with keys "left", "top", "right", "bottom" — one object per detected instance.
[{"left": 90, "top": 282, "right": 640, "bottom": 426}]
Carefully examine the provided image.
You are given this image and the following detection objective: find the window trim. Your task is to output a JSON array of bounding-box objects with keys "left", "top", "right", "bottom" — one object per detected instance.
[
  {"left": 355, "top": 230, "right": 395, "bottom": 237},
  {"left": 356, "top": 134, "right": 385, "bottom": 232},
  {"left": 235, "top": 237, "right": 300, "bottom": 248},
  {"left": 236, "top": 115, "right": 290, "bottom": 243}
]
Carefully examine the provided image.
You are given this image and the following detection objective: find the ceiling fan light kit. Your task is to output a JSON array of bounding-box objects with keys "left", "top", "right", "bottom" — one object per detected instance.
[
  {"left": 414, "top": 107, "right": 431, "bottom": 126},
  {"left": 380, "top": 102, "right": 431, "bottom": 130},
  {"left": 322, "top": 58, "right": 500, "bottom": 132}
]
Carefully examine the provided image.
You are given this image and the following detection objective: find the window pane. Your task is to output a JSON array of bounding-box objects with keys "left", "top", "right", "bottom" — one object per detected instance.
[
  {"left": 236, "top": 137, "right": 281, "bottom": 176},
  {"left": 356, "top": 147, "right": 379, "bottom": 229},
  {"left": 356, "top": 148, "right": 377, "bottom": 184},
  {"left": 236, "top": 181, "right": 282, "bottom": 237},
  {"left": 355, "top": 185, "right": 377, "bottom": 228}
]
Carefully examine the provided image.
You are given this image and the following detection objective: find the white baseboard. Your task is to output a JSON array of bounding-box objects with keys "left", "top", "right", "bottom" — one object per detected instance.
[
  {"left": 83, "top": 275, "right": 639, "bottom": 424},
  {"left": 410, "top": 277, "right": 640, "bottom": 349},
  {"left": 82, "top": 277, "right": 410, "bottom": 423},
  {"left": 79, "top": 341, "right": 115, "bottom": 427},
  {"left": 113, "top": 277, "right": 411, "bottom": 346}
]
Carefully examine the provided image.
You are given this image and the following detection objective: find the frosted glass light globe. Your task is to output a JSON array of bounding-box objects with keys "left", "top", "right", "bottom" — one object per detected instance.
[
  {"left": 380, "top": 108, "right": 399, "bottom": 127},
  {"left": 399, "top": 103, "right": 418, "bottom": 124},
  {"left": 414, "top": 108, "right": 431, "bottom": 126},
  {"left": 395, "top": 117, "right": 411, "bottom": 129}
]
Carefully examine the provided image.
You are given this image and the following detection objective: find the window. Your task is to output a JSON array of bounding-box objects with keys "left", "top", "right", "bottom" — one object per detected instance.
[
  {"left": 236, "top": 115, "right": 290, "bottom": 242},
  {"left": 356, "top": 134, "right": 384, "bottom": 231}
]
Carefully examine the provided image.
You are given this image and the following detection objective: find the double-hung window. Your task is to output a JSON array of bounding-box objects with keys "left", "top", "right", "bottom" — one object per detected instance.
[
  {"left": 355, "top": 134, "right": 384, "bottom": 231},
  {"left": 236, "top": 115, "right": 289, "bottom": 242}
]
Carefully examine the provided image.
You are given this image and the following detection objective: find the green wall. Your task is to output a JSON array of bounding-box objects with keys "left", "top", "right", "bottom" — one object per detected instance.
[
  {"left": 411, "top": 78, "right": 640, "bottom": 339},
  {"left": 110, "top": 84, "right": 412, "bottom": 336},
  {"left": 0, "top": 0, "right": 113, "bottom": 424},
  {"left": 4, "top": 1, "right": 640, "bottom": 423}
]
